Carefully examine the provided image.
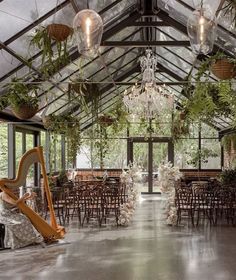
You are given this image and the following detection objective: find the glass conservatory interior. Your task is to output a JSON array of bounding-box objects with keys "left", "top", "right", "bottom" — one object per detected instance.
[{"left": 1, "top": 0, "right": 236, "bottom": 279}]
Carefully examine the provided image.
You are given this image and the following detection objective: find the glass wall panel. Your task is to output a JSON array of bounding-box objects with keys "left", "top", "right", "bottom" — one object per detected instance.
[
  {"left": 76, "top": 138, "right": 127, "bottom": 169},
  {"left": 26, "top": 134, "right": 34, "bottom": 186},
  {"left": 175, "top": 139, "right": 199, "bottom": 169},
  {"left": 201, "top": 139, "right": 221, "bottom": 169}
]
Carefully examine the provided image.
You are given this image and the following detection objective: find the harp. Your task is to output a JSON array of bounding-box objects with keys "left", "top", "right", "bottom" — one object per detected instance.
[{"left": 0, "top": 146, "right": 65, "bottom": 241}]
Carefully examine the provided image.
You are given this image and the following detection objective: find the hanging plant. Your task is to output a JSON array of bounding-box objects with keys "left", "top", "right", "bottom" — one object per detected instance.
[
  {"left": 47, "top": 23, "right": 72, "bottom": 42},
  {"left": 30, "top": 25, "right": 72, "bottom": 77},
  {"left": 181, "top": 80, "right": 234, "bottom": 123},
  {"left": 220, "top": 0, "right": 236, "bottom": 28},
  {"left": 196, "top": 52, "right": 236, "bottom": 81},
  {"left": 68, "top": 81, "right": 100, "bottom": 118},
  {"left": 172, "top": 120, "right": 190, "bottom": 141},
  {"left": 221, "top": 133, "right": 236, "bottom": 154},
  {"left": 43, "top": 114, "right": 81, "bottom": 164},
  {"left": 0, "top": 77, "right": 39, "bottom": 120},
  {"left": 98, "top": 114, "right": 115, "bottom": 127}
]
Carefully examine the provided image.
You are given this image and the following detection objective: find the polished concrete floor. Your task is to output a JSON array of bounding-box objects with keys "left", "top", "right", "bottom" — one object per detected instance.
[{"left": 1, "top": 195, "right": 236, "bottom": 280}]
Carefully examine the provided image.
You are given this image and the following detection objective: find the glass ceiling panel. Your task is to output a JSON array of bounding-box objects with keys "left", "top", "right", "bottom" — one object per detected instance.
[
  {"left": 100, "top": 0, "right": 136, "bottom": 25},
  {"left": 0, "top": 50, "right": 21, "bottom": 79},
  {"left": 109, "top": 26, "right": 141, "bottom": 41},
  {"left": 39, "top": 88, "right": 68, "bottom": 116},
  {"left": 0, "top": 0, "right": 67, "bottom": 42},
  {"left": 155, "top": 48, "right": 189, "bottom": 79}
]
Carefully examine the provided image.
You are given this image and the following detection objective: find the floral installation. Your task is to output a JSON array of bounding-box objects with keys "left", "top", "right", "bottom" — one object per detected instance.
[
  {"left": 120, "top": 161, "right": 142, "bottom": 186},
  {"left": 158, "top": 161, "right": 182, "bottom": 226},
  {"left": 118, "top": 187, "right": 138, "bottom": 226}
]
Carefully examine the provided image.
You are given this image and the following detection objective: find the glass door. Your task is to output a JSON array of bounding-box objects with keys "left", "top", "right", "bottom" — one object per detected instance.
[
  {"left": 130, "top": 138, "right": 173, "bottom": 193},
  {"left": 152, "top": 142, "right": 169, "bottom": 193},
  {"left": 132, "top": 142, "right": 149, "bottom": 193}
]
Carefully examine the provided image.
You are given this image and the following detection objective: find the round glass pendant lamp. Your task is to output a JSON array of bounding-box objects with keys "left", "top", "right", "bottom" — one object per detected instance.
[
  {"left": 187, "top": 5, "right": 217, "bottom": 55},
  {"left": 73, "top": 9, "right": 103, "bottom": 57}
]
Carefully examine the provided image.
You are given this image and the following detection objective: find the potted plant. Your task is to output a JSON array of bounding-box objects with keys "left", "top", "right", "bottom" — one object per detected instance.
[
  {"left": 46, "top": 23, "right": 72, "bottom": 42},
  {"left": 0, "top": 78, "right": 39, "bottom": 120},
  {"left": 98, "top": 114, "right": 115, "bottom": 127},
  {"left": 30, "top": 25, "right": 72, "bottom": 77},
  {"left": 195, "top": 52, "right": 236, "bottom": 80},
  {"left": 211, "top": 53, "right": 236, "bottom": 80}
]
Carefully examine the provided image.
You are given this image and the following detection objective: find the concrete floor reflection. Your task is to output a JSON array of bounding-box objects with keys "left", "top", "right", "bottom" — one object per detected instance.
[{"left": 0, "top": 194, "right": 236, "bottom": 280}]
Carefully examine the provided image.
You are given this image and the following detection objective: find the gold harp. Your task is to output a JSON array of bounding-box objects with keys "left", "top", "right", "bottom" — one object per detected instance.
[{"left": 0, "top": 146, "right": 65, "bottom": 241}]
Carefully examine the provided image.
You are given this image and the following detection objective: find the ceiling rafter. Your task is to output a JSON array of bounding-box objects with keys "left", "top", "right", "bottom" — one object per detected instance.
[{"left": 102, "top": 40, "right": 190, "bottom": 47}]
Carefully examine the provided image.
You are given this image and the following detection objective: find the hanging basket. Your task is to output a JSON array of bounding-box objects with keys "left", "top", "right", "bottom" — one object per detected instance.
[
  {"left": 12, "top": 103, "right": 38, "bottom": 120},
  {"left": 47, "top": 24, "right": 72, "bottom": 42},
  {"left": 98, "top": 115, "right": 115, "bottom": 126},
  {"left": 179, "top": 111, "right": 186, "bottom": 121},
  {"left": 211, "top": 59, "right": 236, "bottom": 80}
]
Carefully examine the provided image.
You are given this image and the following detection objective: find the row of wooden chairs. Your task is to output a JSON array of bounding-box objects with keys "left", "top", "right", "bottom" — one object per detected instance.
[
  {"left": 44, "top": 182, "right": 128, "bottom": 227},
  {"left": 175, "top": 184, "right": 236, "bottom": 226}
]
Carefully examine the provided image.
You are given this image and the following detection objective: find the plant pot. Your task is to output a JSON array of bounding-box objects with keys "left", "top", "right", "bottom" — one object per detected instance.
[
  {"left": 12, "top": 103, "right": 38, "bottom": 120},
  {"left": 179, "top": 111, "right": 186, "bottom": 121},
  {"left": 47, "top": 24, "right": 72, "bottom": 42},
  {"left": 98, "top": 115, "right": 115, "bottom": 126},
  {"left": 211, "top": 59, "right": 236, "bottom": 80}
]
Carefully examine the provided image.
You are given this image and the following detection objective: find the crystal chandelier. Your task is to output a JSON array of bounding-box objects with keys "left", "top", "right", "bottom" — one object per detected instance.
[{"left": 123, "top": 50, "right": 174, "bottom": 120}]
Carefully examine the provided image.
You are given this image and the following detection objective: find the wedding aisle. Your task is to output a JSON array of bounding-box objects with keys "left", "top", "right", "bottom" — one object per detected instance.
[{"left": 0, "top": 195, "right": 236, "bottom": 280}]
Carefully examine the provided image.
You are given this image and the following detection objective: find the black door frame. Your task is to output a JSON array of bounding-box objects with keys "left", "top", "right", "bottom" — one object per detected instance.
[
  {"left": 8, "top": 124, "right": 40, "bottom": 186},
  {"left": 128, "top": 137, "right": 174, "bottom": 193}
]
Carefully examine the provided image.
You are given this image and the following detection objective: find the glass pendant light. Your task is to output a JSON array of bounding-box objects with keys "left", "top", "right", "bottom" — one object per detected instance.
[
  {"left": 73, "top": 9, "right": 103, "bottom": 57},
  {"left": 187, "top": 2, "right": 217, "bottom": 55}
]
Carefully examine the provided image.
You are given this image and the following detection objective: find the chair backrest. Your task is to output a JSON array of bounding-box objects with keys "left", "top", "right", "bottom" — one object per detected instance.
[
  {"left": 192, "top": 184, "right": 214, "bottom": 207},
  {"left": 214, "top": 188, "right": 232, "bottom": 208},
  {"left": 175, "top": 186, "right": 193, "bottom": 207},
  {"left": 102, "top": 187, "right": 120, "bottom": 207}
]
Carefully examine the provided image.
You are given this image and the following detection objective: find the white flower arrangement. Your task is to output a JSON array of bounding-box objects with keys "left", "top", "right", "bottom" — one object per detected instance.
[
  {"left": 118, "top": 188, "right": 138, "bottom": 226},
  {"left": 120, "top": 161, "right": 142, "bottom": 185},
  {"left": 158, "top": 161, "right": 182, "bottom": 226}
]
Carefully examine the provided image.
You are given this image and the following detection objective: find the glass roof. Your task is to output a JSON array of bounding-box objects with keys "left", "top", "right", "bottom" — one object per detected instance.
[{"left": 0, "top": 0, "right": 235, "bottom": 131}]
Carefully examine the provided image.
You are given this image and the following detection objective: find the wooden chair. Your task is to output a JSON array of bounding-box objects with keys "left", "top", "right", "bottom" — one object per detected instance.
[
  {"left": 214, "top": 188, "right": 232, "bottom": 225},
  {"left": 175, "top": 186, "right": 194, "bottom": 226},
  {"left": 64, "top": 188, "right": 82, "bottom": 225},
  {"left": 192, "top": 185, "right": 214, "bottom": 226},
  {"left": 82, "top": 188, "right": 102, "bottom": 227},
  {"left": 102, "top": 188, "right": 121, "bottom": 226}
]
